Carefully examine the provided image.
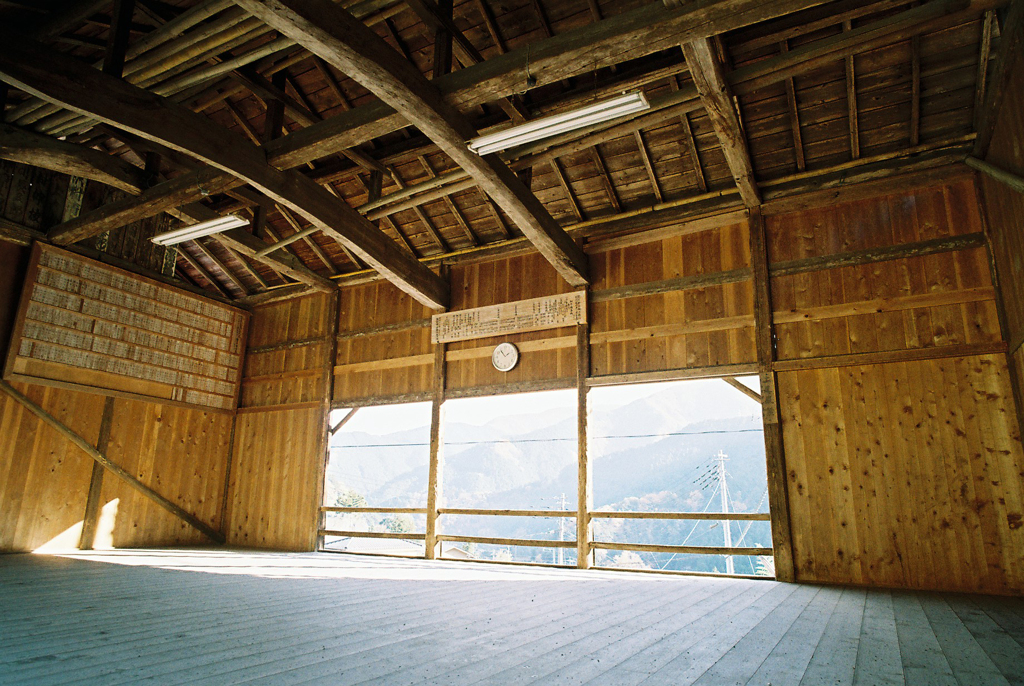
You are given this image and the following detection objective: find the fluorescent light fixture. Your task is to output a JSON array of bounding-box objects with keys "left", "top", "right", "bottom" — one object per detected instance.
[
  {"left": 151, "top": 215, "right": 249, "bottom": 246},
  {"left": 467, "top": 92, "right": 651, "bottom": 156}
]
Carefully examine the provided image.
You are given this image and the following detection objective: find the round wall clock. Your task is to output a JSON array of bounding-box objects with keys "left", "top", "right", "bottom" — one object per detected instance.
[{"left": 491, "top": 342, "right": 520, "bottom": 372}]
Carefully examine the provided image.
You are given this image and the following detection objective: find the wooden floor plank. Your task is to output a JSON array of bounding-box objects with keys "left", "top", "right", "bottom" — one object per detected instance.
[
  {"left": 853, "top": 589, "right": 904, "bottom": 685},
  {"left": 1, "top": 551, "right": 1023, "bottom": 686},
  {"left": 945, "top": 595, "right": 1024, "bottom": 686},
  {"left": 747, "top": 585, "right": 844, "bottom": 685},
  {"left": 918, "top": 594, "right": 1012, "bottom": 686},
  {"left": 800, "top": 587, "right": 868, "bottom": 686},
  {"left": 690, "top": 585, "right": 823, "bottom": 685},
  {"left": 893, "top": 591, "right": 959, "bottom": 686}
]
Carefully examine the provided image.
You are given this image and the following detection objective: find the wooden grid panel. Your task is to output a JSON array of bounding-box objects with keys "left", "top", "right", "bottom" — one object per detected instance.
[{"left": 5, "top": 244, "right": 248, "bottom": 411}]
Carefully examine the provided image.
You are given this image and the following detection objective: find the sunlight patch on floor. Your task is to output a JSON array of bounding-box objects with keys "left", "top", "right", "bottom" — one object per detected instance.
[{"left": 46, "top": 548, "right": 703, "bottom": 583}]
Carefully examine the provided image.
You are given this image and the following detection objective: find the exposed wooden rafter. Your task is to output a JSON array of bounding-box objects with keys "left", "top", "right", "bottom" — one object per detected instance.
[
  {"left": 0, "top": 34, "right": 448, "bottom": 308},
  {"left": 47, "top": 0, "right": 836, "bottom": 255},
  {"left": 682, "top": 36, "right": 761, "bottom": 207},
  {"left": 973, "top": 0, "right": 1024, "bottom": 157},
  {"left": 236, "top": 0, "right": 590, "bottom": 287}
]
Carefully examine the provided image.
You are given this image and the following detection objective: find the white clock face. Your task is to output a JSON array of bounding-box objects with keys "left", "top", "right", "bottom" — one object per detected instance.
[{"left": 491, "top": 342, "right": 519, "bottom": 372}]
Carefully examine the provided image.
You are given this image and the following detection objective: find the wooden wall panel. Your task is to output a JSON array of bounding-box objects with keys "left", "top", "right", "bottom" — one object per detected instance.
[
  {"left": 589, "top": 219, "right": 755, "bottom": 376},
  {"left": 979, "top": 53, "right": 1024, "bottom": 348},
  {"left": 227, "top": 293, "right": 333, "bottom": 550},
  {"left": 96, "top": 400, "right": 233, "bottom": 548},
  {"left": 0, "top": 243, "right": 28, "bottom": 360},
  {"left": 0, "top": 382, "right": 235, "bottom": 553},
  {"left": 768, "top": 180, "right": 1001, "bottom": 361},
  {"left": 779, "top": 355, "right": 1024, "bottom": 595},
  {"left": 334, "top": 280, "right": 434, "bottom": 405},
  {"left": 241, "top": 293, "right": 332, "bottom": 408},
  {"left": 0, "top": 382, "right": 104, "bottom": 551},
  {"left": 226, "top": 407, "right": 324, "bottom": 550},
  {"left": 446, "top": 252, "right": 577, "bottom": 393},
  {"left": 767, "top": 179, "right": 982, "bottom": 262},
  {"left": 772, "top": 248, "right": 1000, "bottom": 360}
]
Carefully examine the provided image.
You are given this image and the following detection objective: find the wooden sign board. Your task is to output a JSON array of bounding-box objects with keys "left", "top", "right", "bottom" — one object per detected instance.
[
  {"left": 4, "top": 243, "right": 249, "bottom": 412},
  {"left": 431, "top": 291, "right": 586, "bottom": 344}
]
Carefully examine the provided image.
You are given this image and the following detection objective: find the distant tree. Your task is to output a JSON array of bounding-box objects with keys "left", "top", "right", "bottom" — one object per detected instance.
[
  {"left": 493, "top": 547, "right": 513, "bottom": 562},
  {"left": 335, "top": 490, "right": 367, "bottom": 508},
  {"left": 332, "top": 490, "right": 370, "bottom": 531},
  {"left": 607, "top": 550, "right": 649, "bottom": 570},
  {"left": 381, "top": 514, "right": 413, "bottom": 534}
]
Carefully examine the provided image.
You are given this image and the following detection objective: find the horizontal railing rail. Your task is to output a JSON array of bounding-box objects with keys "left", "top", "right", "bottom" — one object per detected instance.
[
  {"left": 438, "top": 508, "right": 577, "bottom": 517},
  {"left": 320, "top": 530, "right": 426, "bottom": 540},
  {"left": 591, "top": 542, "right": 772, "bottom": 556},
  {"left": 318, "top": 507, "right": 774, "bottom": 563},
  {"left": 320, "top": 506, "right": 427, "bottom": 514},
  {"left": 437, "top": 535, "right": 577, "bottom": 549},
  {"left": 590, "top": 511, "right": 771, "bottom": 521}
]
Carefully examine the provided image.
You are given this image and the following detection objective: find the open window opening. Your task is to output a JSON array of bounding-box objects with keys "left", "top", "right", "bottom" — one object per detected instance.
[
  {"left": 588, "top": 376, "right": 774, "bottom": 576},
  {"left": 321, "top": 402, "right": 431, "bottom": 557},
  {"left": 440, "top": 388, "right": 578, "bottom": 566}
]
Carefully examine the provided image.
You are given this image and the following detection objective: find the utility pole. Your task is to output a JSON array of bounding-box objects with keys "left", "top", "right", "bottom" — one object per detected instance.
[
  {"left": 558, "top": 492, "right": 566, "bottom": 566},
  {"left": 715, "top": 451, "right": 735, "bottom": 574}
]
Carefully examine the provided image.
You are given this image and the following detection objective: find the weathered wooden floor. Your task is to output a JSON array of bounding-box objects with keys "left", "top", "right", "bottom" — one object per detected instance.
[{"left": 1, "top": 550, "right": 1022, "bottom": 685}]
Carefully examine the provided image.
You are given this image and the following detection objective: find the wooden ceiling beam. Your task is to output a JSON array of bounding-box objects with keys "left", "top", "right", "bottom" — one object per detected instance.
[
  {"left": 237, "top": 0, "right": 590, "bottom": 287},
  {"left": 218, "top": 227, "right": 334, "bottom": 292},
  {"left": 0, "top": 122, "right": 150, "bottom": 194},
  {"left": 406, "top": 0, "right": 529, "bottom": 122},
  {"left": 191, "top": 237, "right": 250, "bottom": 295},
  {"left": 682, "top": 37, "right": 761, "bottom": 207},
  {"left": 0, "top": 35, "right": 447, "bottom": 308},
  {"left": 779, "top": 40, "right": 805, "bottom": 172},
  {"left": 843, "top": 20, "right": 860, "bottom": 160},
  {"left": 176, "top": 243, "right": 234, "bottom": 297},
  {"left": 38, "top": 0, "right": 838, "bottom": 245},
  {"left": 633, "top": 130, "right": 664, "bottom": 204},
  {"left": 419, "top": 155, "right": 479, "bottom": 246},
  {"left": 974, "top": 0, "right": 1024, "bottom": 157},
  {"left": 331, "top": 0, "right": 992, "bottom": 222}
]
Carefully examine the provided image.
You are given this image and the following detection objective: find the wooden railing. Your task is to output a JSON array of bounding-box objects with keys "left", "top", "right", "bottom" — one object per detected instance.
[{"left": 318, "top": 507, "right": 774, "bottom": 569}]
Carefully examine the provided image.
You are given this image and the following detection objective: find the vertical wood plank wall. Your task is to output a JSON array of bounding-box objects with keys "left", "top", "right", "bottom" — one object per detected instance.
[
  {"left": 0, "top": 359, "right": 232, "bottom": 551},
  {"left": 225, "top": 293, "right": 333, "bottom": 550},
  {"left": 0, "top": 241, "right": 233, "bottom": 552},
  {"left": 326, "top": 178, "right": 1024, "bottom": 593},
  {"left": 768, "top": 180, "right": 1024, "bottom": 595}
]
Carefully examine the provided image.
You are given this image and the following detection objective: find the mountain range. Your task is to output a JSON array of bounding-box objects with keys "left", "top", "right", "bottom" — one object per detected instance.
[{"left": 324, "top": 379, "right": 773, "bottom": 573}]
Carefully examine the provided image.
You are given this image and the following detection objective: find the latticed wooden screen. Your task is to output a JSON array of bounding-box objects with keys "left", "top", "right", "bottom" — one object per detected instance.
[{"left": 4, "top": 244, "right": 248, "bottom": 411}]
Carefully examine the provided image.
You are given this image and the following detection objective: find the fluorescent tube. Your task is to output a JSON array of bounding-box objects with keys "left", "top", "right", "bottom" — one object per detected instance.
[
  {"left": 151, "top": 215, "right": 250, "bottom": 246},
  {"left": 467, "top": 92, "right": 651, "bottom": 156}
]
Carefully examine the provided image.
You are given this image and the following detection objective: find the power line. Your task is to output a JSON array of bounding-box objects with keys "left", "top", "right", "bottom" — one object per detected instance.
[{"left": 332, "top": 428, "right": 764, "bottom": 449}]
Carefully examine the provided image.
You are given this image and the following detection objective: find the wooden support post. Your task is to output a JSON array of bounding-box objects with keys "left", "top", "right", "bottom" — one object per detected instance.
[
  {"left": 79, "top": 396, "right": 115, "bottom": 550},
  {"left": 576, "top": 311, "right": 592, "bottom": 569},
  {"left": 748, "top": 208, "right": 795, "bottom": 582},
  {"left": 432, "top": 0, "right": 453, "bottom": 79},
  {"left": 843, "top": 20, "right": 860, "bottom": 159},
  {"left": 313, "top": 290, "right": 342, "bottom": 551},
  {"left": 0, "top": 380, "right": 225, "bottom": 544},
  {"left": 103, "top": 0, "right": 136, "bottom": 78},
  {"left": 973, "top": 177, "right": 1024, "bottom": 464},
  {"left": 219, "top": 408, "right": 238, "bottom": 539},
  {"left": 425, "top": 270, "right": 448, "bottom": 559}
]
